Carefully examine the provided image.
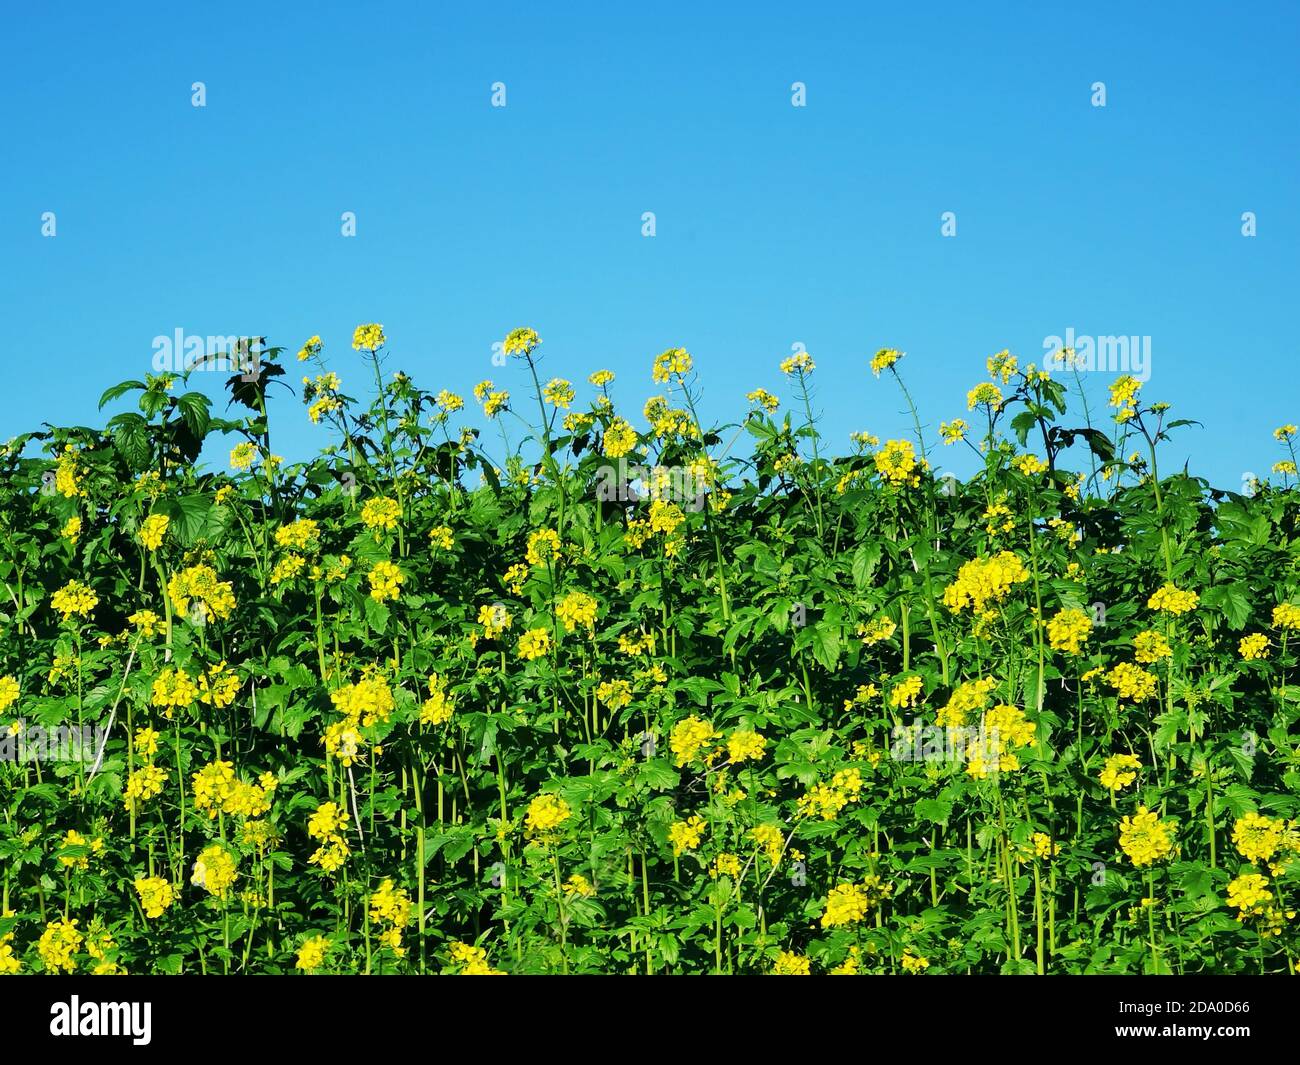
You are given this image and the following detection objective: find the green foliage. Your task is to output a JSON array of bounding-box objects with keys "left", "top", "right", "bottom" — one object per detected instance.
[{"left": 1, "top": 336, "right": 1299, "bottom": 976}]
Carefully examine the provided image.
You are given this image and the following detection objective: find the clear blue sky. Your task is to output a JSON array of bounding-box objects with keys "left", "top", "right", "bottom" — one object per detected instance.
[{"left": 3, "top": 1, "right": 1297, "bottom": 490}]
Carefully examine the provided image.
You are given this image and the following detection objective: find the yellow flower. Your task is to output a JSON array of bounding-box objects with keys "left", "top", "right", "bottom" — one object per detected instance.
[
  {"left": 669, "top": 815, "right": 706, "bottom": 856},
  {"left": 168, "top": 564, "right": 236, "bottom": 622},
  {"left": 58, "top": 828, "right": 103, "bottom": 871},
  {"left": 134, "top": 875, "right": 175, "bottom": 918},
  {"left": 857, "top": 616, "right": 897, "bottom": 646},
  {"left": 966, "top": 703, "right": 1035, "bottom": 778},
  {"left": 525, "top": 793, "right": 572, "bottom": 835},
  {"left": 54, "top": 448, "right": 86, "bottom": 498},
  {"left": 966, "top": 382, "right": 1003, "bottom": 410},
  {"left": 746, "top": 388, "right": 779, "bottom": 413},
  {"left": 821, "top": 883, "right": 871, "bottom": 928},
  {"left": 987, "top": 349, "right": 1018, "bottom": 384},
  {"left": 0, "top": 675, "right": 18, "bottom": 713},
  {"left": 369, "top": 878, "right": 412, "bottom": 929},
  {"left": 874, "top": 439, "right": 919, "bottom": 487},
  {"left": 556, "top": 590, "right": 598, "bottom": 633},
  {"left": 798, "top": 769, "right": 865, "bottom": 820},
  {"left": 367, "top": 560, "right": 405, "bottom": 603},
  {"left": 1133, "top": 629, "right": 1172, "bottom": 664},
  {"left": 361, "top": 496, "right": 401, "bottom": 532},
  {"left": 1233, "top": 812, "right": 1284, "bottom": 863},
  {"left": 1272, "top": 603, "right": 1300, "bottom": 632},
  {"left": 1099, "top": 754, "right": 1141, "bottom": 792},
  {"left": 602, "top": 417, "right": 638, "bottom": 458},
  {"left": 751, "top": 823, "right": 782, "bottom": 867},
  {"left": 447, "top": 940, "right": 506, "bottom": 975},
  {"left": 1014, "top": 453, "right": 1047, "bottom": 476},
  {"left": 669, "top": 715, "right": 718, "bottom": 766},
  {"left": 296, "top": 935, "right": 331, "bottom": 972},
  {"left": 124, "top": 765, "right": 167, "bottom": 810},
  {"left": 1147, "top": 583, "right": 1198, "bottom": 615},
  {"left": 151, "top": 666, "right": 197, "bottom": 710},
  {"left": 652, "top": 347, "right": 693, "bottom": 382},
  {"left": 543, "top": 377, "right": 575, "bottom": 408},
  {"left": 773, "top": 950, "right": 811, "bottom": 975},
  {"left": 352, "top": 323, "right": 386, "bottom": 351},
  {"left": 308, "top": 396, "right": 341, "bottom": 423},
  {"left": 307, "top": 801, "right": 349, "bottom": 843},
  {"left": 38, "top": 918, "right": 83, "bottom": 973},
  {"left": 779, "top": 352, "right": 814, "bottom": 376},
  {"left": 0, "top": 918, "right": 18, "bottom": 974},
  {"left": 275, "top": 518, "right": 320, "bottom": 551},
  {"left": 323, "top": 719, "right": 364, "bottom": 765},
  {"left": 192, "top": 760, "right": 275, "bottom": 820},
  {"left": 936, "top": 677, "right": 996, "bottom": 727},
  {"left": 191, "top": 844, "right": 239, "bottom": 898},
  {"left": 271, "top": 554, "right": 306, "bottom": 585},
  {"left": 1118, "top": 806, "right": 1174, "bottom": 867},
  {"left": 1239, "top": 633, "right": 1270, "bottom": 660},
  {"left": 330, "top": 674, "right": 396, "bottom": 727},
  {"left": 727, "top": 729, "right": 766, "bottom": 763},
  {"left": 890, "top": 675, "right": 924, "bottom": 709},
  {"left": 565, "top": 874, "right": 596, "bottom": 898},
  {"left": 198, "top": 662, "right": 240, "bottom": 708},
  {"left": 60, "top": 516, "right": 82, "bottom": 543},
  {"left": 942, "top": 552, "right": 1028, "bottom": 614},
  {"left": 526, "top": 528, "right": 562, "bottom": 566},
  {"left": 420, "top": 674, "right": 456, "bottom": 725},
  {"left": 1046, "top": 608, "right": 1091, "bottom": 654},
  {"left": 1105, "top": 661, "right": 1158, "bottom": 701},
  {"left": 429, "top": 524, "right": 454, "bottom": 551},
  {"left": 901, "top": 950, "right": 930, "bottom": 973},
  {"left": 589, "top": 369, "right": 615, "bottom": 387},
  {"left": 50, "top": 579, "right": 99, "bottom": 621},
  {"left": 940, "top": 419, "right": 967, "bottom": 444},
  {"left": 710, "top": 852, "right": 742, "bottom": 878},
  {"left": 503, "top": 327, "right": 541, "bottom": 357},
  {"left": 1226, "top": 872, "right": 1272, "bottom": 914},
  {"left": 516, "top": 627, "right": 552, "bottom": 660},
  {"left": 230, "top": 441, "right": 257, "bottom": 470},
  {"left": 617, "top": 631, "right": 655, "bottom": 656},
  {"left": 431, "top": 390, "right": 463, "bottom": 416},
  {"left": 1109, "top": 375, "right": 1141, "bottom": 421},
  {"left": 134, "top": 726, "right": 160, "bottom": 758},
  {"left": 870, "top": 347, "right": 903, "bottom": 376},
  {"left": 477, "top": 603, "right": 513, "bottom": 639}
]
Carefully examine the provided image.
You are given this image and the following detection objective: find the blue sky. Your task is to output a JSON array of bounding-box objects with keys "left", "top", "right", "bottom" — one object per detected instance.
[{"left": 3, "top": 1, "right": 1297, "bottom": 489}]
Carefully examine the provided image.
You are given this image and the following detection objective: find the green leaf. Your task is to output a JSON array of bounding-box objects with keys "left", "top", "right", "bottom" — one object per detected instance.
[
  {"left": 364, "top": 597, "right": 390, "bottom": 634},
  {"left": 99, "top": 380, "right": 146, "bottom": 409},
  {"left": 108, "top": 413, "right": 152, "bottom": 470},
  {"left": 851, "top": 542, "right": 881, "bottom": 590},
  {"left": 176, "top": 391, "right": 211, "bottom": 437},
  {"left": 1201, "top": 583, "right": 1250, "bottom": 630}
]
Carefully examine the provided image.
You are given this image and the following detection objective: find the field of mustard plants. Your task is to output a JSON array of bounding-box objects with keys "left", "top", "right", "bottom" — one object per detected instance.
[{"left": 2, "top": 328, "right": 1299, "bottom": 976}]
